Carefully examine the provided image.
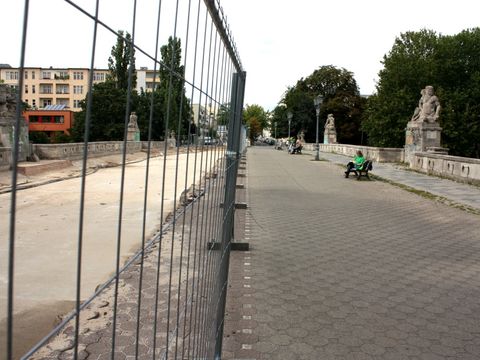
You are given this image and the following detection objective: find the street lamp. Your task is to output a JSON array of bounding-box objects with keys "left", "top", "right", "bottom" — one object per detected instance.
[
  {"left": 287, "top": 111, "right": 293, "bottom": 139},
  {"left": 314, "top": 95, "right": 324, "bottom": 161},
  {"left": 274, "top": 121, "right": 277, "bottom": 143}
]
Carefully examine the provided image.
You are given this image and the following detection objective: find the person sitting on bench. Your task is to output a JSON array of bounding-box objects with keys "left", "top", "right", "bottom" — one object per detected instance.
[
  {"left": 290, "top": 138, "right": 303, "bottom": 154},
  {"left": 345, "top": 150, "right": 365, "bottom": 178}
]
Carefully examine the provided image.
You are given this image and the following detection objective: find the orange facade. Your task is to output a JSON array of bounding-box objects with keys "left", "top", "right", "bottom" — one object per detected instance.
[{"left": 24, "top": 110, "right": 74, "bottom": 136}]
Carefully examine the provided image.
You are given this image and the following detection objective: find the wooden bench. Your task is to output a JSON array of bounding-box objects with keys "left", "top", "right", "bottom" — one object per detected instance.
[{"left": 347, "top": 160, "right": 373, "bottom": 180}]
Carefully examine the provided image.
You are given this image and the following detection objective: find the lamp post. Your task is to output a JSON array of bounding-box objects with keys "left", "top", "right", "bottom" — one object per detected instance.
[
  {"left": 314, "top": 95, "right": 323, "bottom": 161},
  {"left": 274, "top": 121, "right": 277, "bottom": 143},
  {"left": 287, "top": 111, "right": 292, "bottom": 139}
]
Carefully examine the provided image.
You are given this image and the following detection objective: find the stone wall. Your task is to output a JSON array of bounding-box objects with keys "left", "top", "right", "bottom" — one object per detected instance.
[
  {"left": 411, "top": 152, "right": 480, "bottom": 185},
  {"left": 32, "top": 141, "right": 145, "bottom": 160},
  {"left": 0, "top": 147, "right": 12, "bottom": 170},
  {"left": 304, "top": 143, "right": 405, "bottom": 163}
]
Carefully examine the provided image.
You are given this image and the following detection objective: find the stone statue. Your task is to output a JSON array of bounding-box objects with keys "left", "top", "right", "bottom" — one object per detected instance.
[
  {"left": 128, "top": 111, "right": 139, "bottom": 130},
  {"left": 0, "top": 84, "right": 16, "bottom": 117},
  {"left": 325, "top": 114, "right": 335, "bottom": 130},
  {"left": 411, "top": 86, "right": 441, "bottom": 124},
  {"left": 127, "top": 111, "right": 140, "bottom": 141},
  {"left": 298, "top": 131, "right": 305, "bottom": 143}
]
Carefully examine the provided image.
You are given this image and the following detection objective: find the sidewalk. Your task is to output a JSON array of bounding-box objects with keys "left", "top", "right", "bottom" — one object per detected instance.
[
  {"left": 223, "top": 146, "right": 480, "bottom": 359},
  {"left": 303, "top": 149, "right": 480, "bottom": 212}
]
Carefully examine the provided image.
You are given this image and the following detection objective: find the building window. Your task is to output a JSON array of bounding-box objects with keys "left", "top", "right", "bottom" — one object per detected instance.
[
  {"left": 42, "top": 71, "right": 51, "bottom": 79},
  {"left": 57, "top": 99, "right": 69, "bottom": 106},
  {"left": 73, "top": 85, "right": 83, "bottom": 94},
  {"left": 93, "top": 72, "right": 105, "bottom": 81},
  {"left": 24, "top": 71, "right": 28, "bottom": 80},
  {"left": 40, "top": 84, "right": 53, "bottom": 94},
  {"left": 32, "top": 71, "right": 35, "bottom": 79},
  {"left": 73, "top": 99, "right": 81, "bottom": 108},
  {"left": 73, "top": 71, "right": 84, "bottom": 80},
  {"left": 6, "top": 71, "right": 19, "bottom": 80},
  {"left": 56, "top": 85, "right": 69, "bottom": 94},
  {"left": 55, "top": 71, "right": 69, "bottom": 80},
  {"left": 30, "top": 115, "right": 40, "bottom": 123},
  {"left": 25, "top": 85, "right": 28, "bottom": 94},
  {"left": 32, "top": 99, "right": 36, "bottom": 108},
  {"left": 42, "top": 99, "right": 52, "bottom": 107},
  {"left": 54, "top": 116, "right": 65, "bottom": 124},
  {"left": 32, "top": 85, "right": 36, "bottom": 94}
]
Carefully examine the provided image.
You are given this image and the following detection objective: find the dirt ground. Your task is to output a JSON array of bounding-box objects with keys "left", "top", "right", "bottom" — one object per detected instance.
[{"left": 0, "top": 148, "right": 218, "bottom": 359}]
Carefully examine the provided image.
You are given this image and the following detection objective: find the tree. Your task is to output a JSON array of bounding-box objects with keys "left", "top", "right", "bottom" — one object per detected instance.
[
  {"left": 278, "top": 65, "right": 364, "bottom": 143},
  {"left": 363, "top": 28, "right": 480, "bottom": 157},
  {"left": 107, "top": 30, "right": 137, "bottom": 90},
  {"left": 71, "top": 81, "right": 135, "bottom": 141},
  {"left": 243, "top": 104, "right": 267, "bottom": 140},
  {"left": 155, "top": 36, "right": 190, "bottom": 139},
  {"left": 72, "top": 30, "right": 140, "bottom": 142},
  {"left": 217, "top": 103, "right": 230, "bottom": 126},
  {"left": 362, "top": 29, "right": 439, "bottom": 148},
  {"left": 247, "top": 117, "right": 262, "bottom": 142}
]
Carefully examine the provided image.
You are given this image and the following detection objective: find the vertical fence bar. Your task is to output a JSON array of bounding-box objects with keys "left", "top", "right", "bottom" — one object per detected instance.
[
  {"left": 7, "top": 1, "right": 29, "bottom": 359},
  {"left": 73, "top": 1, "right": 100, "bottom": 359},
  {"left": 214, "top": 69, "right": 246, "bottom": 359}
]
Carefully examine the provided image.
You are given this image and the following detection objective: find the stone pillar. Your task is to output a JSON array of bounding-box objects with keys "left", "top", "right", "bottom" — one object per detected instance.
[{"left": 405, "top": 121, "right": 447, "bottom": 164}]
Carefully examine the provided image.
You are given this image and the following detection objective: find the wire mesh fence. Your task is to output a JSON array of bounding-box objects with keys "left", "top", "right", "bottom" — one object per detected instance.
[{"left": 1, "top": 0, "right": 245, "bottom": 358}]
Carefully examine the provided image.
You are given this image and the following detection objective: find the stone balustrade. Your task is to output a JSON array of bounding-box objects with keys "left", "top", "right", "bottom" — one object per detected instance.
[
  {"left": 303, "top": 142, "right": 480, "bottom": 185},
  {"left": 411, "top": 152, "right": 480, "bottom": 185},
  {"left": 31, "top": 141, "right": 166, "bottom": 160},
  {"left": 304, "top": 143, "right": 405, "bottom": 163}
]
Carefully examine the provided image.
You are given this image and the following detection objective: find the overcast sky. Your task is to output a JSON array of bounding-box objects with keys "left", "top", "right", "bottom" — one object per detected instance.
[{"left": 2, "top": 0, "right": 479, "bottom": 111}]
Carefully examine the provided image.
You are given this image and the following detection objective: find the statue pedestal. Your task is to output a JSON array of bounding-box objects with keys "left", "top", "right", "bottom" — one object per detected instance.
[
  {"left": 127, "top": 129, "right": 140, "bottom": 141},
  {"left": 0, "top": 117, "right": 29, "bottom": 162},
  {"left": 323, "top": 129, "right": 337, "bottom": 144},
  {"left": 405, "top": 121, "right": 446, "bottom": 163}
]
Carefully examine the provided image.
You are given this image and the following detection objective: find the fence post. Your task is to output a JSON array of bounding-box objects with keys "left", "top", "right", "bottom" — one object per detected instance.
[{"left": 214, "top": 70, "right": 246, "bottom": 358}]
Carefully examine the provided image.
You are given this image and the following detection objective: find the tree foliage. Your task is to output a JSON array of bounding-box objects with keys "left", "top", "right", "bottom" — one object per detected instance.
[
  {"left": 71, "top": 81, "right": 134, "bottom": 141},
  {"left": 107, "top": 31, "right": 137, "bottom": 90},
  {"left": 363, "top": 28, "right": 480, "bottom": 157},
  {"left": 156, "top": 36, "right": 191, "bottom": 139},
  {"left": 243, "top": 104, "right": 267, "bottom": 140},
  {"left": 272, "top": 65, "right": 365, "bottom": 143},
  {"left": 72, "top": 35, "right": 191, "bottom": 142}
]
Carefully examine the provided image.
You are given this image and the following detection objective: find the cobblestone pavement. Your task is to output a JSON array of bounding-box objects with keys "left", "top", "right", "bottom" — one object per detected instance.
[
  {"left": 223, "top": 146, "right": 480, "bottom": 360},
  {"left": 303, "top": 150, "right": 480, "bottom": 212}
]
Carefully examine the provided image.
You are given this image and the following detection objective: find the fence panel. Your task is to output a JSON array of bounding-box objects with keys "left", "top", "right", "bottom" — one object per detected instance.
[{"left": 1, "top": 0, "right": 245, "bottom": 358}]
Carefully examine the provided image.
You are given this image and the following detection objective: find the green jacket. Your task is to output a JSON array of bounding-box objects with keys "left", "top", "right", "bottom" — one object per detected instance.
[{"left": 353, "top": 155, "right": 365, "bottom": 168}]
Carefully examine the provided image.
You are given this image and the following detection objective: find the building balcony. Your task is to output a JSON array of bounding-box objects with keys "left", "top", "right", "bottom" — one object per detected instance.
[{"left": 54, "top": 74, "right": 70, "bottom": 80}]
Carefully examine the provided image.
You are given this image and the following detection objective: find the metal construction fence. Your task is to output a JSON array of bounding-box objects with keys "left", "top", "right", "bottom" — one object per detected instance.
[{"left": 2, "top": 0, "right": 246, "bottom": 358}]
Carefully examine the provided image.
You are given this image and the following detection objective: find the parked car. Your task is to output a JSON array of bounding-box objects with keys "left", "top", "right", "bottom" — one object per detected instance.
[{"left": 203, "top": 136, "right": 214, "bottom": 145}]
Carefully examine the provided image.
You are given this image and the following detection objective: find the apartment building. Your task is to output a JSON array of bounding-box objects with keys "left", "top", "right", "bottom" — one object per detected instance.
[
  {"left": 0, "top": 64, "right": 109, "bottom": 111},
  {"left": 136, "top": 67, "right": 161, "bottom": 93}
]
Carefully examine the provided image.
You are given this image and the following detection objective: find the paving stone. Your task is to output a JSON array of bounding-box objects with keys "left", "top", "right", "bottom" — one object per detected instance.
[{"left": 222, "top": 147, "right": 480, "bottom": 359}]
